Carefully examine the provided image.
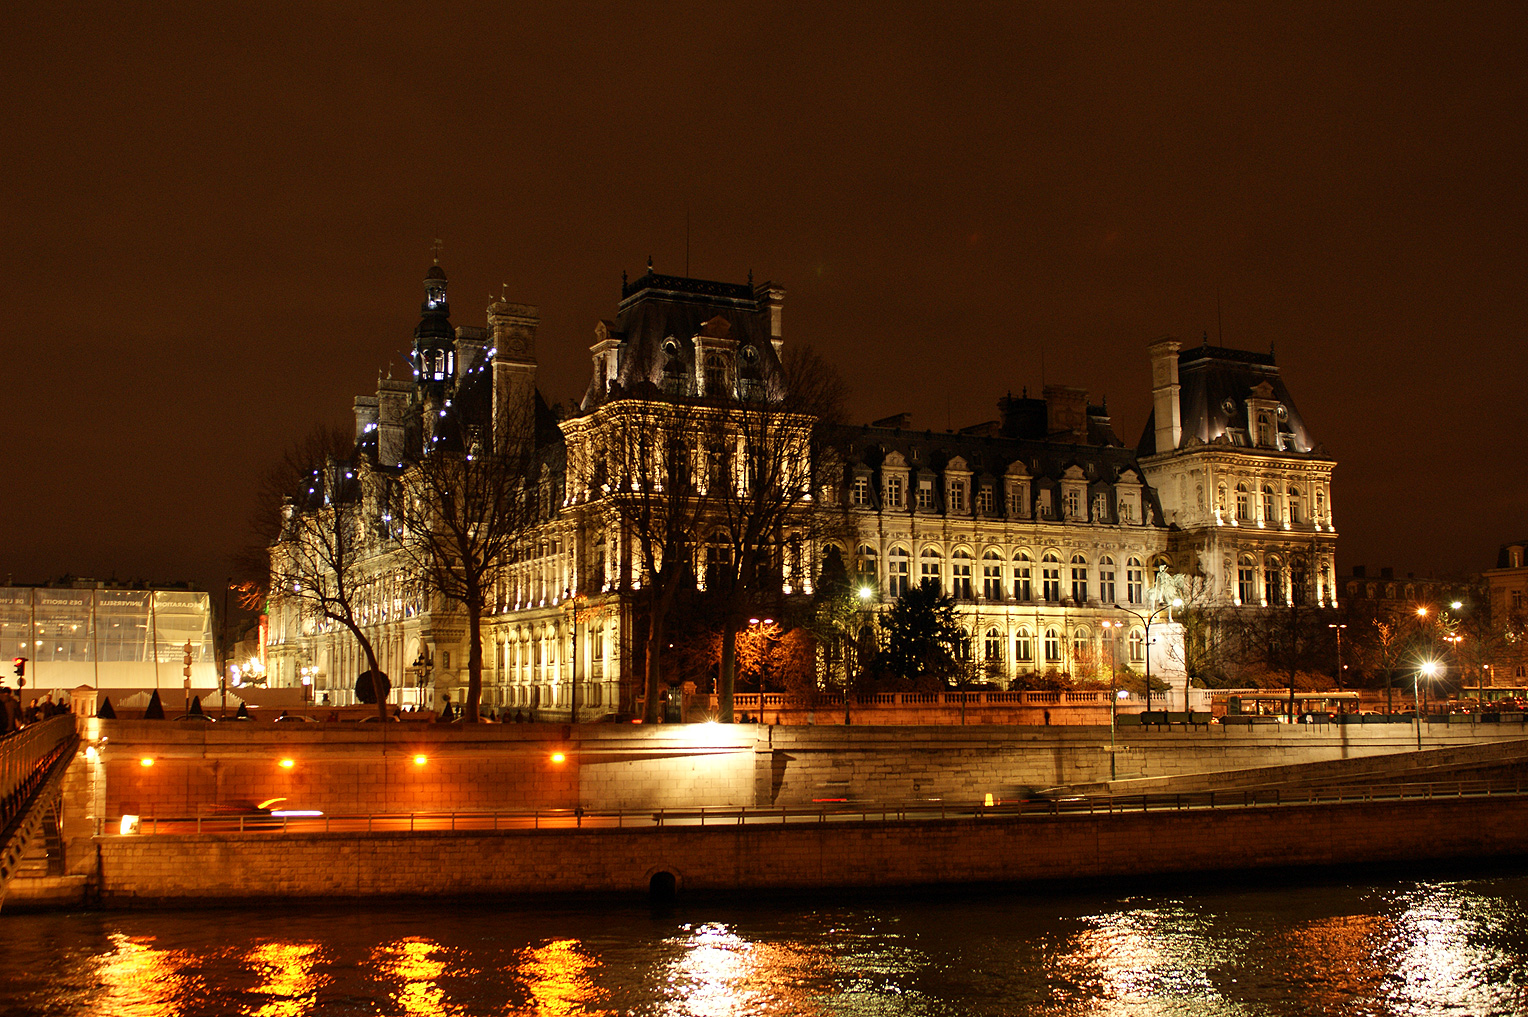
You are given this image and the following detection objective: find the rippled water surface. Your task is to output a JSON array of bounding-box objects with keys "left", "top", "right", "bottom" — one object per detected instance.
[{"left": 7, "top": 869, "right": 1528, "bottom": 1016}]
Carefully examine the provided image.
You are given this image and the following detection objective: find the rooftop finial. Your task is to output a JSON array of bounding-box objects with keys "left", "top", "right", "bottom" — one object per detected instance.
[
  {"left": 1202, "top": 330, "right": 1209, "bottom": 345},
  {"left": 748, "top": 268, "right": 753, "bottom": 287},
  {"left": 431, "top": 238, "right": 443, "bottom": 265},
  {"left": 647, "top": 255, "right": 654, "bottom": 272}
]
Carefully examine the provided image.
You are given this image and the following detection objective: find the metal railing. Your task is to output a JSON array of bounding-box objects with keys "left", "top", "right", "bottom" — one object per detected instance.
[
  {"left": 103, "top": 776, "right": 1528, "bottom": 838},
  {"left": 1, "top": 716, "right": 77, "bottom": 836}
]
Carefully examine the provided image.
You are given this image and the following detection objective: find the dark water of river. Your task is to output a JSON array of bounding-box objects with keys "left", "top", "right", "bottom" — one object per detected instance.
[{"left": 5, "top": 867, "right": 1528, "bottom": 1016}]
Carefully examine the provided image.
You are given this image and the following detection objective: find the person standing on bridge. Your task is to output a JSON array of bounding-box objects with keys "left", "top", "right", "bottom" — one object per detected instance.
[{"left": 0, "top": 687, "right": 18, "bottom": 735}]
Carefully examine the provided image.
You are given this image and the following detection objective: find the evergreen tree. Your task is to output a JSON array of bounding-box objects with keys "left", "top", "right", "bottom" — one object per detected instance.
[{"left": 881, "top": 579, "right": 963, "bottom": 689}]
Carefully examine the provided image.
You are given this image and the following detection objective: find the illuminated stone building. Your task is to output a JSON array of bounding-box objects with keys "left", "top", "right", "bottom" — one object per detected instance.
[
  {"left": 267, "top": 261, "right": 1336, "bottom": 714},
  {"left": 1138, "top": 339, "right": 1339, "bottom": 608}
]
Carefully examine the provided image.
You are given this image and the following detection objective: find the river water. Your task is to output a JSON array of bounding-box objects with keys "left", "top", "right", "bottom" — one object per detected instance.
[{"left": 5, "top": 866, "right": 1528, "bottom": 1016}]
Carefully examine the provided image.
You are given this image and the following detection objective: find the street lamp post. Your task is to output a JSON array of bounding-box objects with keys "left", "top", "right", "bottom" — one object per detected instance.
[
  {"left": 1101, "top": 619, "right": 1120, "bottom": 779},
  {"left": 1328, "top": 622, "right": 1347, "bottom": 701},
  {"left": 1116, "top": 596, "right": 1184, "bottom": 716},
  {"left": 1416, "top": 659, "right": 1440, "bottom": 749},
  {"left": 851, "top": 586, "right": 873, "bottom": 725}
]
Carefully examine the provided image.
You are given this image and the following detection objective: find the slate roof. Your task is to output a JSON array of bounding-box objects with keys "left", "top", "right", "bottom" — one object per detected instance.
[{"left": 1137, "top": 341, "right": 1319, "bottom": 457}]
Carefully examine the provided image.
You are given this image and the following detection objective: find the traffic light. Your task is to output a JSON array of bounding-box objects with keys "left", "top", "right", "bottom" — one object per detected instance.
[
  {"left": 12, "top": 657, "right": 26, "bottom": 688},
  {"left": 182, "top": 642, "right": 193, "bottom": 678}
]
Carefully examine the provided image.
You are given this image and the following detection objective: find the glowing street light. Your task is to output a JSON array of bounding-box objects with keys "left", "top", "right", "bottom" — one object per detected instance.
[{"left": 1415, "top": 659, "right": 1441, "bottom": 749}]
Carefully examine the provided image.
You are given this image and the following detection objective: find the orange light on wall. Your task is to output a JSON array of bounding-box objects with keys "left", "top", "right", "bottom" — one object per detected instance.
[
  {"left": 279, "top": 758, "right": 295, "bottom": 769},
  {"left": 139, "top": 757, "right": 154, "bottom": 767},
  {"left": 413, "top": 755, "right": 428, "bottom": 766},
  {"left": 550, "top": 752, "right": 567, "bottom": 765}
]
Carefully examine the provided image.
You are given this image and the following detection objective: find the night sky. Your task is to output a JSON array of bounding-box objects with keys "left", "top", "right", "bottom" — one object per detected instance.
[{"left": 5, "top": 3, "right": 1525, "bottom": 599}]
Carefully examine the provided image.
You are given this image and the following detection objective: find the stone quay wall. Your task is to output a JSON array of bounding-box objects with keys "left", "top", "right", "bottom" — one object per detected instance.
[
  {"left": 94, "top": 795, "right": 1528, "bottom": 904},
  {"left": 83, "top": 720, "right": 1528, "bottom": 825}
]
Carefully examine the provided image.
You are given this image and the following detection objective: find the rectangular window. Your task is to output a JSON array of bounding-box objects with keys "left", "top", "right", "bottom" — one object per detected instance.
[
  {"left": 976, "top": 486, "right": 994, "bottom": 514},
  {"left": 1099, "top": 568, "right": 1115, "bottom": 604},
  {"left": 920, "top": 558, "right": 941, "bottom": 592},
  {"left": 886, "top": 477, "right": 904, "bottom": 509},
  {"left": 1038, "top": 490, "right": 1053, "bottom": 519},
  {"left": 1015, "top": 631, "right": 1033, "bottom": 661},
  {"left": 1044, "top": 630, "right": 1061, "bottom": 662},
  {"left": 983, "top": 564, "right": 1003, "bottom": 600},
  {"left": 1238, "top": 566, "right": 1256, "bottom": 604},
  {"left": 1071, "top": 567, "right": 1088, "bottom": 603},
  {"left": 1093, "top": 493, "right": 1109, "bottom": 522},
  {"left": 952, "top": 560, "right": 972, "bottom": 599},
  {"left": 949, "top": 480, "right": 966, "bottom": 513},
  {"left": 1120, "top": 500, "right": 1134, "bottom": 523},
  {"left": 851, "top": 477, "right": 868, "bottom": 505},
  {"left": 1042, "top": 564, "right": 1061, "bottom": 602},
  {"left": 1127, "top": 567, "right": 1143, "bottom": 604},
  {"left": 1007, "top": 487, "right": 1027, "bottom": 517},
  {"left": 1065, "top": 489, "right": 1081, "bottom": 519},
  {"left": 916, "top": 480, "right": 934, "bottom": 510},
  {"left": 1514, "top": 591, "right": 1524, "bottom": 610},
  {"left": 1014, "top": 563, "right": 1032, "bottom": 601},
  {"left": 889, "top": 555, "right": 909, "bottom": 597}
]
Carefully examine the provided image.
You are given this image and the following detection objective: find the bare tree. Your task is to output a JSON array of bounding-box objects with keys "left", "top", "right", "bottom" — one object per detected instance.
[
  {"left": 704, "top": 344, "right": 850, "bottom": 721},
  {"left": 265, "top": 426, "right": 392, "bottom": 721},
  {"left": 575, "top": 398, "right": 715, "bottom": 723},
  {"left": 394, "top": 416, "right": 535, "bottom": 723}
]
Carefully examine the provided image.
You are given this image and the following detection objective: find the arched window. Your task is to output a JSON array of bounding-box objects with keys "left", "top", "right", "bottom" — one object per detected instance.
[
  {"left": 1070, "top": 553, "right": 1089, "bottom": 603},
  {"left": 1238, "top": 555, "right": 1257, "bottom": 605},
  {"left": 1236, "top": 484, "right": 1250, "bottom": 521},
  {"left": 1013, "top": 550, "right": 1033, "bottom": 601},
  {"left": 1014, "top": 627, "right": 1033, "bottom": 662},
  {"left": 1288, "top": 486, "right": 1302, "bottom": 524},
  {"left": 982, "top": 550, "right": 1004, "bottom": 600},
  {"left": 1126, "top": 557, "right": 1144, "bottom": 604},
  {"left": 1257, "top": 411, "right": 1274, "bottom": 447},
  {"left": 704, "top": 354, "right": 728, "bottom": 394},
  {"left": 951, "top": 549, "right": 973, "bottom": 599},
  {"left": 1072, "top": 628, "right": 1091, "bottom": 666},
  {"left": 1041, "top": 553, "right": 1062, "bottom": 602},
  {"left": 984, "top": 627, "right": 1003, "bottom": 662},
  {"left": 1316, "top": 488, "right": 1326, "bottom": 522},
  {"left": 955, "top": 627, "right": 972, "bottom": 661},
  {"left": 887, "top": 547, "right": 910, "bottom": 597},
  {"left": 1128, "top": 628, "right": 1145, "bottom": 663},
  {"left": 1264, "top": 556, "right": 1283, "bottom": 604},
  {"left": 920, "top": 547, "right": 943, "bottom": 592},
  {"left": 1262, "top": 484, "right": 1276, "bottom": 523},
  {"left": 1098, "top": 556, "right": 1116, "bottom": 604},
  {"left": 856, "top": 544, "right": 877, "bottom": 586},
  {"left": 1043, "top": 627, "right": 1062, "bottom": 663}
]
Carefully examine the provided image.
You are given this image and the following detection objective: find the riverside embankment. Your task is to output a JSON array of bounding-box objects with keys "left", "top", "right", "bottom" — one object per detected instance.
[{"left": 13, "top": 718, "right": 1528, "bottom": 907}]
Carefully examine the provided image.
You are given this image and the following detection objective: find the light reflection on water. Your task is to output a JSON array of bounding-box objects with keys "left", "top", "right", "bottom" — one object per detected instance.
[{"left": 7, "top": 869, "right": 1528, "bottom": 1016}]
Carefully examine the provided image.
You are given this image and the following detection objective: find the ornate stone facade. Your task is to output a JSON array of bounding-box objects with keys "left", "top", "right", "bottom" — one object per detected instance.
[{"left": 267, "top": 262, "right": 1335, "bottom": 716}]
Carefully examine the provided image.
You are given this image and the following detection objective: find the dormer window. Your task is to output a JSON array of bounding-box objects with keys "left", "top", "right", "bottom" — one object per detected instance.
[
  {"left": 1257, "top": 412, "right": 1275, "bottom": 447},
  {"left": 916, "top": 478, "right": 934, "bottom": 510},
  {"left": 704, "top": 354, "right": 729, "bottom": 395},
  {"left": 851, "top": 477, "right": 869, "bottom": 505},
  {"left": 948, "top": 479, "right": 967, "bottom": 513}
]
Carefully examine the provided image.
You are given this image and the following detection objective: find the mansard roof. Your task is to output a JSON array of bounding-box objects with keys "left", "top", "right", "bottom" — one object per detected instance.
[
  {"left": 836, "top": 421, "right": 1168, "bottom": 526},
  {"left": 1137, "top": 340, "right": 1318, "bottom": 457},
  {"left": 580, "top": 268, "right": 785, "bottom": 410}
]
